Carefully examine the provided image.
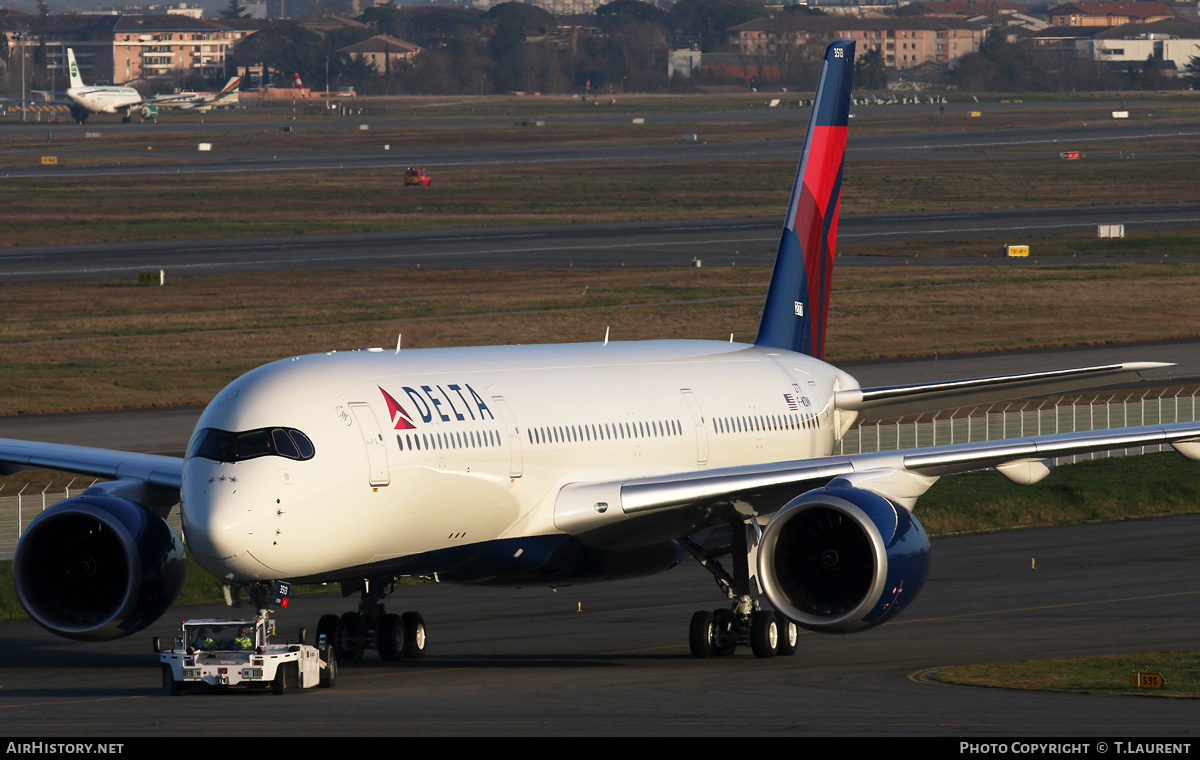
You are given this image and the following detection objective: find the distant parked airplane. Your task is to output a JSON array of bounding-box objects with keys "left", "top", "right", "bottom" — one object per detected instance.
[{"left": 145, "top": 76, "right": 242, "bottom": 112}]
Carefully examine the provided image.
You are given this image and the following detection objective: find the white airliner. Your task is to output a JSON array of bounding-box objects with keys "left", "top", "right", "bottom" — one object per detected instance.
[
  {"left": 146, "top": 76, "right": 242, "bottom": 112},
  {"left": 54, "top": 49, "right": 150, "bottom": 124},
  {"left": 6, "top": 41, "right": 1200, "bottom": 662},
  {"left": 23, "top": 50, "right": 234, "bottom": 124}
]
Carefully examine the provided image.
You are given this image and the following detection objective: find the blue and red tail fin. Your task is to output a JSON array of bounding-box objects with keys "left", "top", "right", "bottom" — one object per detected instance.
[{"left": 754, "top": 41, "right": 854, "bottom": 360}]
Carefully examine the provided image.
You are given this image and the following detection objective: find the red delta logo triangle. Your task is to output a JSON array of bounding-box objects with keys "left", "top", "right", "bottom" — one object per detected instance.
[{"left": 379, "top": 387, "right": 417, "bottom": 430}]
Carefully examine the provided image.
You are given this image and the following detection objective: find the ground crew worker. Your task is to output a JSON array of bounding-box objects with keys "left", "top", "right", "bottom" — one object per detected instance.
[{"left": 234, "top": 627, "right": 254, "bottom": 650}]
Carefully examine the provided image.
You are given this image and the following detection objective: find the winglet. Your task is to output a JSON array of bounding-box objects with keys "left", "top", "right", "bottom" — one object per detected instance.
[{"left": 754, "top": 40, "right": 855, "bottom": 359}]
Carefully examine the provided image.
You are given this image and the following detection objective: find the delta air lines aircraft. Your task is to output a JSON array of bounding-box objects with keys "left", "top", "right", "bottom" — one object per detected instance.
[{"left": 7, "top": 42, "right": 1200, "bottom": 662}]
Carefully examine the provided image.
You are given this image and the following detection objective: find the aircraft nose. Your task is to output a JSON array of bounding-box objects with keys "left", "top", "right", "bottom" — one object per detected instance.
[{"left": 181, "top": 465, "right": 280, "bottom": 581}]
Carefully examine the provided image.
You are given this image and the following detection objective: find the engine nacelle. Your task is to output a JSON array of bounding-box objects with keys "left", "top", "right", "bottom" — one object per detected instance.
[
  {"left": 12, "top": 487, "right": 185, "bottom": 641},
  {"left": 758, "top": 484, "right": 931, "bottom": 634},
  {"left": 140, "top": 105, "right": 158, "bottom": 120}
]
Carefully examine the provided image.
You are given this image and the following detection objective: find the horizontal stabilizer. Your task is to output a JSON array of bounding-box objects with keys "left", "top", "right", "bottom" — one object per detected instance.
[{"left": 835, "top": 362, "right": 1172, "bottom": 419}]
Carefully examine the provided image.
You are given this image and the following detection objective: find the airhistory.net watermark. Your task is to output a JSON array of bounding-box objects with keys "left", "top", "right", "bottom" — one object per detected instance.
[{"left": 5, "top": 744, "right": 124, "bottom": 755}]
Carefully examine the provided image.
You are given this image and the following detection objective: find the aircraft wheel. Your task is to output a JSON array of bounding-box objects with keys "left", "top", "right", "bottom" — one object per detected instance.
[
  {"left": 317, "top": 614, "right": 339, "bottom": 650},
  {"left": 712, "top": 609, "right": 737, "bottom": 656},
  {"left": 401, "top": 611, "right": 426, "bottom": 659},
  {"left": 688, "top": 610, "right": 715, "bottom": 659},
  {"left": 377, "top": 613, "right": 405, "bottom": 661},
  {"left": 750, "top": 610, "right": 778, "bottom": 659},
  {"left": 337, "top": 612, "right": 364, "bottom": 659},
  {"left": 776, "top": 616, "right": 799, "bottom": 657}
]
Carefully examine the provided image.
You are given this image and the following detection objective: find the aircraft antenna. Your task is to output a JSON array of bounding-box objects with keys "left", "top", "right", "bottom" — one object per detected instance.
[
  {"left": 603, "top": 327, "right": 609, "bottom": 346},
  {"left": 395, "top": 333, "right": 402, "bottom": 354}
]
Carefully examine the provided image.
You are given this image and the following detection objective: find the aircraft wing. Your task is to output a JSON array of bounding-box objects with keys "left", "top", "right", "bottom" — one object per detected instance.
[
  {"left": 1, "top": 96, "right": 74, "bottom": 108},
  {"left": 835, "top": 362, "right": 1170, "bottom": 420},
  {"left": 554, "top": 420, "right": 1200, "bottom": 544},
  {"left": 0, "top": 437, "right": 182, "bottom": 491}
]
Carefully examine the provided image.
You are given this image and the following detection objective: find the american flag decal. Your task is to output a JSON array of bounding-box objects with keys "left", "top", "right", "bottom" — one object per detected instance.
[{"left": 784, "top": 393, "right": 800, "bottom": 411}]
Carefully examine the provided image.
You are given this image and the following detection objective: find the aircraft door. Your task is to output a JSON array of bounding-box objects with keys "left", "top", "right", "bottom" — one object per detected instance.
[
  {"left": 349, "top": 402, "right": 390, "bottom": 487},
  {"left": 681, "top": 389, "right": 709, "bottom": 466},
  {"left": 491, "top": 396, "right": 523, "bottom": 479}
]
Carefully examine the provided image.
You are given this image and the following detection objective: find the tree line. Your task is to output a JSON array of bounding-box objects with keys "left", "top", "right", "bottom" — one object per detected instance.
[{"left": 228, "top": 0, "right": 774, "bottom": 95}]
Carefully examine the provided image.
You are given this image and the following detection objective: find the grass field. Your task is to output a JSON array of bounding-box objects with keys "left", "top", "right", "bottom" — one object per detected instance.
[
  {"left": 3, "top": 155, "right": 1199, "bottom": 246},
  {"left": 931, "top": 652, "right": 1200, "bottom": 698},
  {"left": 0, "top": 261, "right": 1198, "bottom": 414}
]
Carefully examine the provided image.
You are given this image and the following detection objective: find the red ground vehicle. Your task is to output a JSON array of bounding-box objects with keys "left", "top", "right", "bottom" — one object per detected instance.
[{"left": 405, "top": 167, "right": 432, "bottom": 186}]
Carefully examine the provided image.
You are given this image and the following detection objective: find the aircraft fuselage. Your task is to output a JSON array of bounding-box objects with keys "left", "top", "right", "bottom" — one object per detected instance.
[
  {"left": 180, "top": 340, "right": 859, "bottom": 586},
  {"left": 68, "top": 86, "right": 141, "bottom": 114}
]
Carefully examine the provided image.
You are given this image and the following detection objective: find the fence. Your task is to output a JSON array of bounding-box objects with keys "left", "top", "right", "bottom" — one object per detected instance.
[
  {"left": 0, "top": 479, "right": 183, "bottom": 561},
  {"left": 2, "top": 388, "right": 1197, "bottom": 559},
  {"left": 837, "top": 387, "right": 1200, "bottom": 461}
]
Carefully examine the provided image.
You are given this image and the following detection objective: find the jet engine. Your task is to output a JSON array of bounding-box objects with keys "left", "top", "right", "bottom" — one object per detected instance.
[
  {"left": 12, "top": 486, "right": 185, "bottom": 641},
  {"left": 757, "top": 483, "right": 931, "bottom": 634},
  {"left": 139, "top": 105, "right": 158, "bottom": 120}
]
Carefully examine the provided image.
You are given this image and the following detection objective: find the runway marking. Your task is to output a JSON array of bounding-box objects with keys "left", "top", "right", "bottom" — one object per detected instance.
[
  {"left": 908, "top": 667, "right": 947, "bottom": 684},
  {"left": 0, "top": 694, "right": 146, "bottom": 710},
  {"left": 898, "top": 588, "right": 1200, "bottom": 626},
  {"left": 5, "top": 126, "right": 1199, "bottom": 180},
  {"left": 0, "top": 236, "right": 781, "bottom": 279},
  {"left": 841, "top": 217, "right": 1200, "bottom": 240},
  {"left": 852, "top": 128, "right": 1200, "bottom": 153}
]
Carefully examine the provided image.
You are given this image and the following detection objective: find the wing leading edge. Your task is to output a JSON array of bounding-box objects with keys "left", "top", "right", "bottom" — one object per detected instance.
[{"left": 0, "top": 437, "right": 182, "bottom": 491}]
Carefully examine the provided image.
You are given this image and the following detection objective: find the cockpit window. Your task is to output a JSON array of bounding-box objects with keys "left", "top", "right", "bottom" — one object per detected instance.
[
  {"left": 271, "top": 428, "right": 299, "bottom": 459},
  {"left": 188, "top": 427, "right": 316, "bottom": 463}
]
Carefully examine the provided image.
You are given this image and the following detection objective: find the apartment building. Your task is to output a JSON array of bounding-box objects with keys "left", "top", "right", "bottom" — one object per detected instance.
[
  {"left": 337, "top": 34, "right": 423, "bottom": 75},
  {"left": 1047, "top": 2, "right": 1176, "bottom": 27},
  {"left": 0, "top": 14, "right": 260, "bottom": 85},
  {"left": 731, "top": 15, "right": 987, "bottom": 70}
]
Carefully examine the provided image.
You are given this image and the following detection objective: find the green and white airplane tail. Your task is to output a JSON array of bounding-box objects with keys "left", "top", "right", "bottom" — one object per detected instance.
[{"left": 67, "top": 49, "right": 85, "bottom": 90}]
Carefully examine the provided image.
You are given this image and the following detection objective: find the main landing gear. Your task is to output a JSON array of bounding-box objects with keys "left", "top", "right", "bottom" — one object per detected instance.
[
  {"left": 681, "top": 517, "right": 798, "bottom": 659},
  {"left": 317, "top": 577, "right": 427, "bottom": 662}
]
